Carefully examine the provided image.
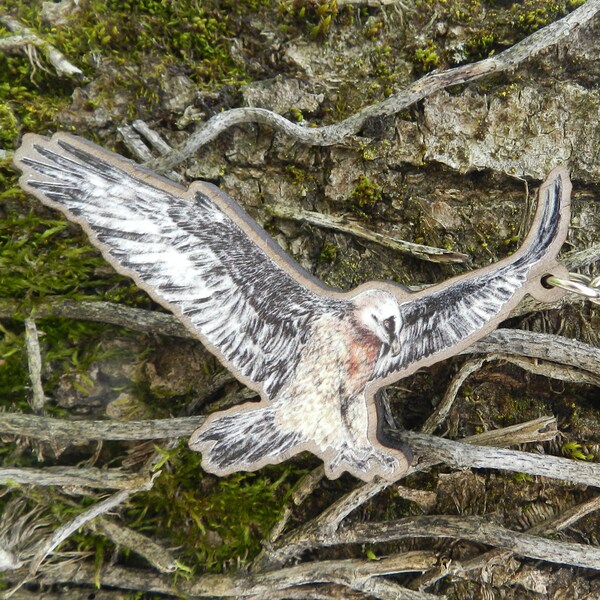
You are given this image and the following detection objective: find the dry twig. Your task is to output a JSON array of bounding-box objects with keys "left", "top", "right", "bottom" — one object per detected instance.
[
  {"left": 0, "top": 413, "right": 204, "bottom": 442},
  {"left": 267, "top": 204, "right": 468, "bottom": 264},
  {"left": 91, "top": 518, "right": 177, "bottom": 573},
  {"left": 464, "top": 330, "right": 600, "bottom": 377},
  {"left": 26, "top": 488, "right": 146, "bottom": 577},
  {"left": 3, "top": 485, "right": 152, "bottom": 597},
  {"left": 331, "top": 515, "right": 600, "bottom": 570},
  {"left": 23, "top": 319, "right": 45, "bottom": 413},
  {"left": 0, "top": 466, "right": 151, "bottom": 491},
  {"left": 462, "top": 415, "right": 557, "bottom": 447},
  {"left": 4, "top": 553, "right": 438, "bottom": 599},
  {"left": 399, "top": 429, "right": 600, "bottom": 486},
  {"left": 420, "top": 357, "right": 486, "bottom": 434},
  {"left": 0, "top": 15, "right": 83, "bottom": 78}
]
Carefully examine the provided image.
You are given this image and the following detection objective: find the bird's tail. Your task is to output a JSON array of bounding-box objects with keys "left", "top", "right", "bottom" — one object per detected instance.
[{"left": 189, "top": 403, "right": 303, "bottom": 476}]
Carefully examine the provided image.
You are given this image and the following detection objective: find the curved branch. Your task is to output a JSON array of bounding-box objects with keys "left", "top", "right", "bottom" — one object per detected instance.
[
  {"left": 398, "top": 429, "right": 600, "bottom": 487},
  {"left": 267, "top": 203, "right": 469, "bottom": 264},
  {"left": 0, "top": 16, "right": 83, "bottom": 78},
  {"left": 5, "top": 553, "right": 439, "bottom": 599},
  {"left": 464, "top": 329, "right": 600, "bottom": 377},
  {"left": 0, "top": 413, "right": 204, "bottom": 442},
  {"left": 332, "top": 515, "right": 600, "bottom": 571},
  {"left": 0, "top": 466, "right": 150, "bottom": 490},
  {"left": 149, "top": 0, "right": 600, "bottom": 171}
]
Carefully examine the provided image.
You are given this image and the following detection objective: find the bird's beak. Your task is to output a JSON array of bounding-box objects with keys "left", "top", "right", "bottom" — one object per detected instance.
[{"left": 390, "top": 336, "right": 401, "bottom": 356}]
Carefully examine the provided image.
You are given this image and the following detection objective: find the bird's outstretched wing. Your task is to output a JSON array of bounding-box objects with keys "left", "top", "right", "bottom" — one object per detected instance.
[
  {"left": 14, "top": 133, "right": 342, "bottom": 397},
  {"left": 372, "top": 167, "right": 571, "bottom": 382}
]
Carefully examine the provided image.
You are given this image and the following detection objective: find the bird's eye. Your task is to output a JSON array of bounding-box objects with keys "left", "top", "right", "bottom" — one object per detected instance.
[{"left": 383, "top": 317, "right": 395, "bottom": 332}]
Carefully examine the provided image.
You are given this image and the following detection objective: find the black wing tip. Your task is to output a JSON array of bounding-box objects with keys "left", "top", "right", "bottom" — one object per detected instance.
[{"left": 545, "top": 165, "right": 572, "bottom": 206}]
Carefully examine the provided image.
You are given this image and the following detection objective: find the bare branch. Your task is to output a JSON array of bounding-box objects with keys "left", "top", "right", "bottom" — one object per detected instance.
[
  {"left": 21, "top": 474, "right": 155, "bottom": 589},
  {"left": 0, "top": 413, "right": 203, "bottom": 442},
  {"left": 23, "top": 319, "right": 46, "bottom": 413},
  {"left": 421, "top": 357, "right": 486, "bottom": 434},
  {"left": 116, "top": 123, "right": 184, "bottom": 185},
  {"left": 29, "top": 492, "right": 128, "bottom": 574},
  {"left": 0, "top": 413, "right": 570, "bottom": 487},
  {"left": 258, "top": 416, "right": 561, "bottom": 568},
  {"left": 498, "top": 354, "right": 600, "bottom": 387},
  {"left": 148, "top": 0, "right": 600, "bottom": 171},
  {"left": 412, "top": 494, "right": 600, "bottom": 590},
  {"left": 399, "top": 429, "right": 600, "bottom": 487},
  {"left": 464, "top": 329, "right": 600, "bottom": 377},
  {"left": 395, "top": 485, "right": 437, "bottom": 512},
  {"left": 264, "top": 466, "right": 326, "bottom": 545},
  {"left": 91, "top": 518, "right": 177, "bottom": 573},
  {"left": 6, "top": 552, "right": 439, "bottom": 598},
  {"left": 5, "top": 298, "right": 191, "bottom": 339},
  {"left": 267, "top": 204, "right": 468, "bottom": 264},
  {"left": 131, "top": 120, "right": 173, "bottom": 156},
  {"left": 116, "top": 125, "right": 155, "bottom": 162},
  {"left": 331, "top": 515, "right": 600, "bottom": 570},
  {"left": 0, "top": 466, "right": 151, "bottom": 491},
  {"left": 463, "top": 415, "right": 557, "bottom": 447},
  {"left": 0, "top": 16, "right": 83, "bottom": 78}
]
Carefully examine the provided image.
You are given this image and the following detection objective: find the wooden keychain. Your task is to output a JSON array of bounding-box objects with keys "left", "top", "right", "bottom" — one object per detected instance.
[{"left": 14, "top": 133, "right": 572, "bottom": 482}]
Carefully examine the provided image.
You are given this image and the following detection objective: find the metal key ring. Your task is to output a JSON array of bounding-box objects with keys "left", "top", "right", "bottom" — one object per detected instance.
[{"left": 544, "top": 273, "right": 600, "bottom": 303}]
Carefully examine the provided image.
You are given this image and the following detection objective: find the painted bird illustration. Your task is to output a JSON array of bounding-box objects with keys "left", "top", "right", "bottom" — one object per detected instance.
[{"left": 14, "top": 133, "right": 571, "bottom": 482}]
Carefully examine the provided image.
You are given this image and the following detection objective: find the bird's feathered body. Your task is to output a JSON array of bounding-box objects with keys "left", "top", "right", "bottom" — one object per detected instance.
[{"left": 14, "top": 133, "right": 571, "bottom": 481}]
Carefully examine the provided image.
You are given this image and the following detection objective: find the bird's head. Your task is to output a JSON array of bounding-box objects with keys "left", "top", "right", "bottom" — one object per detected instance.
[{"left": 352, "top": 289, "right": 402, "bottom": 356}]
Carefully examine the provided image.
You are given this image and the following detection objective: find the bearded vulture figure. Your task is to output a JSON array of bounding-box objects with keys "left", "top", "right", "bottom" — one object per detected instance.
[{"left": 14, "top": 133, "right": 571, "bottom": 482}]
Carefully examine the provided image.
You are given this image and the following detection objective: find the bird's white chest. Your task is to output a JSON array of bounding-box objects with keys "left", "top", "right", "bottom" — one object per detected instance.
[{"left": 275, "top": 313, "right": 380, "bottom": 450}]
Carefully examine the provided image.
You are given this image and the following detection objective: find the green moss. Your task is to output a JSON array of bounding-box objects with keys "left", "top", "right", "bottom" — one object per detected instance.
[
  {"left": 279, "top": 0, "right": 339, "bottom": 39},
  {"left": 413, "top": 42, "right": 440, "bottom": 74},
  {"left": 351, "top": 175, "right": 382, "bottom": 215},
  {"left": 0, "top": 0, "right": 270, "bottom": 89},
  {"left": 511, "top": 0, "right": 580, "bottom": 35},
  {"left": 562, "top": 440, "right": 594, "bottom": 461},
  {"left": 465, "top": 31, "right": 496, "bottom": 61},
  {"left": 285, "top": 165, "right": 307, "bottom": 185},
  {"left": 410, "top": 0, "right": 581, "bottom": 71},
  {"left": 0, "top": 0, "right": 279, "bottom": 129},
  {"left": 127, "top": 442, "right": 306, "bottom": 572},
  {"left": 0, "top": 322, "right": 29, "bottom": 409},
  {"left": 289, "top": 107, "right": 304, "bottom": 123},
  {"left": 371, "top": 44, "right": 399, "bottom": 97},
  {"left": 0, "top": 104, "right": 19, "bottom": 148},
  {"left": 364, "top": 17, "right": 383, "bottom": 40},
  {"left": 0, "top": 205, "right": 149, "bottom": 304},
  {"left": 0, "top": 317, "right": 136, "bottom": 412},
  {"left": 319, "top": 241, "right": 338, "bottom": 262}
]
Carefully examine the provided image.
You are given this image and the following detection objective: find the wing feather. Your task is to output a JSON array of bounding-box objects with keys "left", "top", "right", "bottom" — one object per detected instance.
[
  {"left": 15, "top": 134, "right": 343, "bottom": 396},
  {"left": 373, "top": 168, "right": 570, "bottom": 380}
]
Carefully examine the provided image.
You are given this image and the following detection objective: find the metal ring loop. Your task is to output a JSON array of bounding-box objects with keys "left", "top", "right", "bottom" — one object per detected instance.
[
  {"left": 566, "top": 272, "right": 592, "bottom": 285},
  {"left": 544, "top": 275, "right": 600, "bottom": 300}
]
